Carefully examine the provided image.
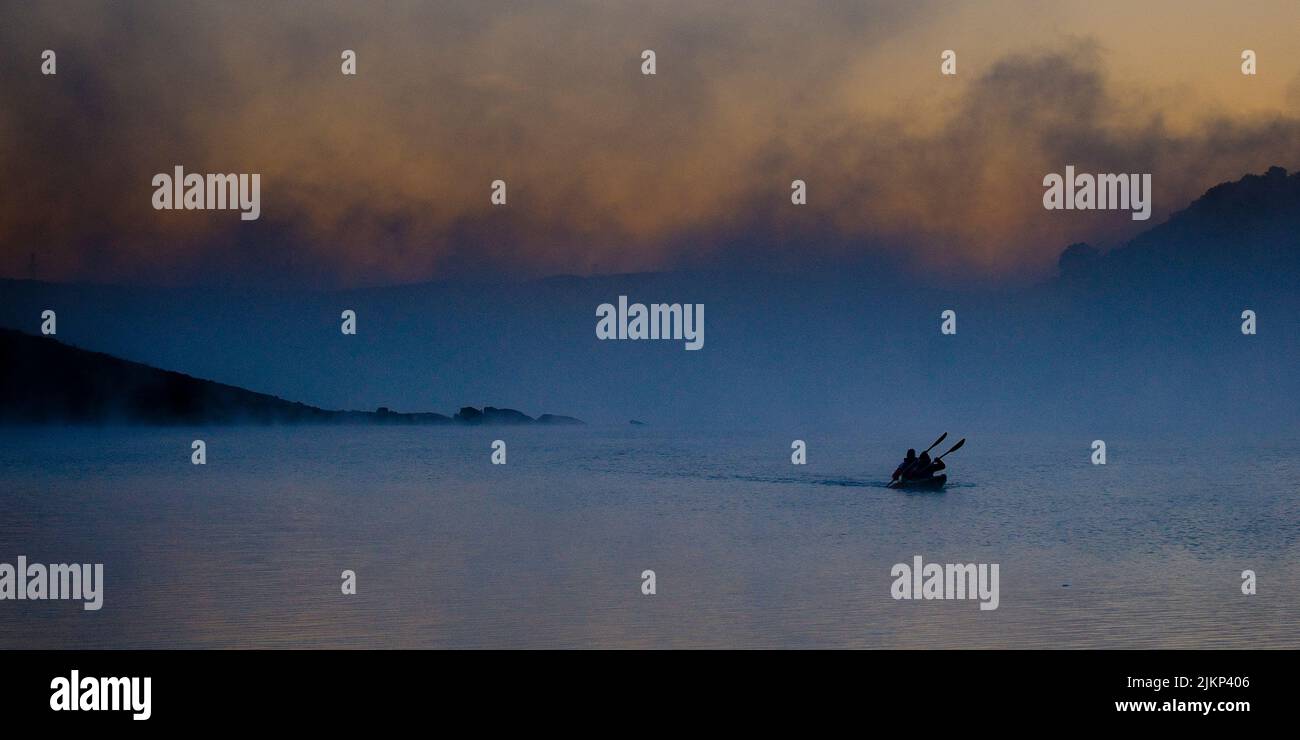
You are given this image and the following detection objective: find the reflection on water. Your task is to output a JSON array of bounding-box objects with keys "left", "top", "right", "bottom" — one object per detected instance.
[{"left": 0, "top": 427, "right": 1296, "bottom": 648}]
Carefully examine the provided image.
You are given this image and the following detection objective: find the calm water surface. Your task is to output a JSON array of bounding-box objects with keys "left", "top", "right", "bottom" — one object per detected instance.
[{"left": 0, "top": 427, "right": 1296, "bottom": 648}]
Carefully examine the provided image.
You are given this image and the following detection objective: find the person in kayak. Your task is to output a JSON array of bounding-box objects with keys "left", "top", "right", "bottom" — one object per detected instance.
[
  {"left": 895, "top": 449, "right": 946, "bottom": 481},
  {"left": 909, "top": 450, "right": 941, "bottom": 480},
  {"left": 917, "top": 452, "right": 946, "bottom": 478},
  {"left": 892, "top": 449, "right": 918, "bottom": 482}
]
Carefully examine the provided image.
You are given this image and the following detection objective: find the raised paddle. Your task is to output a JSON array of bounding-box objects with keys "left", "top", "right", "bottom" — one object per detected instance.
[
  {"left": 935, "top": 438, "right": 965, "bottom": 461},
  {"left": 921, "top": 432, "right": 947, "bottom": 456},
  {"left": 889, "top": 432, "right": 947, "bottom": 487}
]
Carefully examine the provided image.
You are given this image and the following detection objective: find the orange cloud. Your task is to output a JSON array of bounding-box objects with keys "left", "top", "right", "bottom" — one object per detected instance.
[{"left": 2, "top": 1, "right": 1299, "bottom": 286}]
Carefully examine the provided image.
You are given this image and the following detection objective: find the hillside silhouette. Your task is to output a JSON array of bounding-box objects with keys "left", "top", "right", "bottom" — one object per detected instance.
[
  {"left": 0, "top": 329, "right": 581, "bottom": 425},
  {"left": 1057, "top": 166, "right": 1300, "bottom": 284}
]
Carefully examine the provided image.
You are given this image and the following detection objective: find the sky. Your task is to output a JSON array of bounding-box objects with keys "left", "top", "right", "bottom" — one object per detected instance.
[{"left": 3, "top": 0, "right": 1300, "bottom": 287}]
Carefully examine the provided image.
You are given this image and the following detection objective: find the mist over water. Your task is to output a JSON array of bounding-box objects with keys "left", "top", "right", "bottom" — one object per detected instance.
[
  {"left": 1, "top": 426, "right": 1294, "bottom": 648},
  {"left": 2, "top": 260, "right": 1297, "bottom": 437}
]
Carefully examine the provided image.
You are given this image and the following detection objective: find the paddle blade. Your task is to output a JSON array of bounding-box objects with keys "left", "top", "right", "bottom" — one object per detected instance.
[
  {"left": 938, "top": 438, "right": 966, "bottom": 459},
  {"left": 924, "top": 432, "right": 948, "bottom": 453}
]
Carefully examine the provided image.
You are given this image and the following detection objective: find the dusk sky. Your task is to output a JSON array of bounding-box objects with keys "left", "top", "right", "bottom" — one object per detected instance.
[{"left": 3, "top": 0, "right": 1300, "bottom": 287}]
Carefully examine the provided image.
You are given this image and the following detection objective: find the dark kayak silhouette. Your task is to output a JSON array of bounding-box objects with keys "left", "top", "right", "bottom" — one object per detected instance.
[
  {"left": 893, "top": 474, "right": 947, "bottom": 490},
  {"left": 888, "top": 435, "right": 964, "bottom": 489}
]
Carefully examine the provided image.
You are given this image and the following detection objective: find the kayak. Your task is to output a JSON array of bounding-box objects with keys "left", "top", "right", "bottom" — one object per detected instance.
[{"left": 894, "top": 474, "right": 947, "bottom": 490}]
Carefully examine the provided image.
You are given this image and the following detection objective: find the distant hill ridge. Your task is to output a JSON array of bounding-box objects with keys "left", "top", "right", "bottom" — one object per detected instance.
[
  {"left": 1058, "top": 165, "right": 1300, "bottom": 279},
  {"left": 0, "top": 329, "right": 583, "bottom": 426}
]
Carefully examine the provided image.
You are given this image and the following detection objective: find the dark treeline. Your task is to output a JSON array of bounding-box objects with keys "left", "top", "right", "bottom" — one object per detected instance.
[{"left": 0, "top": 329, "right": 581, "bottom": 426}]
